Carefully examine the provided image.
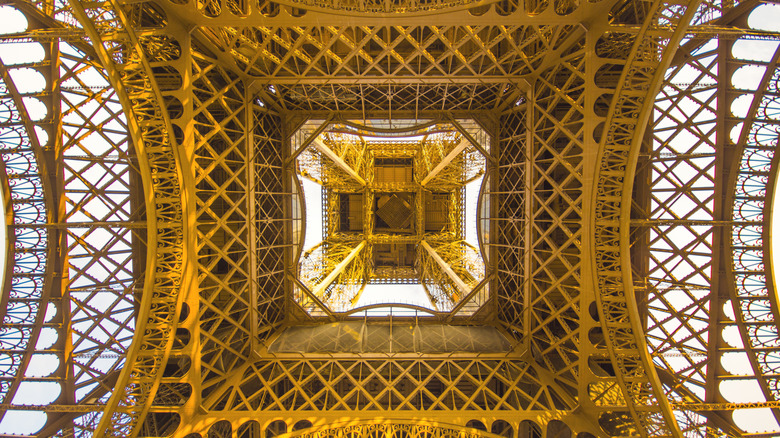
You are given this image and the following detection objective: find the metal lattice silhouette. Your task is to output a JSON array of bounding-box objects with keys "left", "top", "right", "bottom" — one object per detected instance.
[{"left": 0, "top": 0, "right": 779, "bottom": 437}]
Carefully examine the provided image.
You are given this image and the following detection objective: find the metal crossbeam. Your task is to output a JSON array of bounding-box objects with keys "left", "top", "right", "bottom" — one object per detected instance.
[
  {"left": 312, "top": 137, "right": 366, "bottom": 185},
  {"left": 3, "top": 0, "right": 780, "bottom": 437},
  {"left": 420, "top": 240, "right": 470, "bottom": 298},
  {"left": 311, "top": 241, "right": 367, "bottom": 297},
  {"left": 420, "top": 138, "right": 469, "bottom": 186}
]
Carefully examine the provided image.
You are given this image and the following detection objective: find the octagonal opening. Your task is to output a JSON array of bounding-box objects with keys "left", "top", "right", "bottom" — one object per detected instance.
[{"left": 292, "top": 119, "right": 490, "bottom": 317}]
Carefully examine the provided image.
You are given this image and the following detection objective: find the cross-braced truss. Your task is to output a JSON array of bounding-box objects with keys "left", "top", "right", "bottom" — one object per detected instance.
[{"left": 2, "top": 0, "right": 780, "bottom": 437}]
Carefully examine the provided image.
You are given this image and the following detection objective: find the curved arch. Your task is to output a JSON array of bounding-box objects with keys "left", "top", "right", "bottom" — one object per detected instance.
[
  {"left": 476, "top": 172, "right": 491, "bottom": 266},
  {"left": 728, "top": 38, "right": 780, "bottom": 421},
  {"left": 67, "top": 0, "right": 186, "bottom": 435},
  {"left": 256, "top": 0, "right": 493, "bottom": 15},
  {"left": 591, "top": 0, "right": 702, "bottom": 435},
  {"left": 0, "top": 54, "right": 54, "bottom": 433},
  {"left": 335, "top": 118, "right": 444, "bottom": 136},
  {"left": 344, "top": 302, "right": 439, "bottom": 316}
]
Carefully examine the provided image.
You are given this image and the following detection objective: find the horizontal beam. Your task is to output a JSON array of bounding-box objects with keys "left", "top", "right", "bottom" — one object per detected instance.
[
  {"left": 671, "top": 400, "right": 780, "bottom": 411},
  {"left": 312, "top": 138, "right": 366, "bottom": 185},
  {"left": 250, "top": 76, "right": 530, "bottom": 85},
  {"left": 0, "top": 404, "right": 105, "bottom": 412},
  {"left": 163, "top": 2, "right": 598, "bottom": 28},
  {"left": 0, "top": 28, "right": 86, "bottom": 42},
  {"left": 15, "top": 222, "right": 146, "bottom": 229}
]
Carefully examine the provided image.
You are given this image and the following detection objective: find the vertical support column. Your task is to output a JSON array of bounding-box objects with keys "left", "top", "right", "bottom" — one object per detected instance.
[
  {"left": 579, "top": 19, "right": 605, "bottom": 423},
  {"left": 283, "top": 116, "right": 300, "bottom": 326},
  {"left": 523, "top": 88, "right": 534, "bottom": 353},
  {"left": 168, "top": 20, "right": 199, "bottom": 421},
  {"left": 706, "top": 26, "right": 733, "bottom": 418},
  {"left": 247, "top": 88, "right": 259, "bottom": 357},
  {"left": 44, "top": 31, "right": 73, "bottom": 432}
]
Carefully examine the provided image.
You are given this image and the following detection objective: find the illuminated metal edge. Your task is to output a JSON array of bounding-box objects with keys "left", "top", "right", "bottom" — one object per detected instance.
[
  {"left": 475, "top": 173, "right": 490, "bottom": 267},
  {"left": 253, "top": 0, "right": 496, "bottom": 15},
  {"left": 275, "top": 420, "right": 509, "bottom": 438},
  {"left": 66, "top": 0, "right": 186, "bottom": 435},
  {"left": 292, "top": 168, "right": 307, "bottom": 268},
  {"left": 0, "top": 59, "right": 54, "bottom": 424},
  {"left": 16, "top": 0, "right": 772, "bottom": 436},
  {"left": 593, "top": 1, "right": 703, "bottom": 436}
]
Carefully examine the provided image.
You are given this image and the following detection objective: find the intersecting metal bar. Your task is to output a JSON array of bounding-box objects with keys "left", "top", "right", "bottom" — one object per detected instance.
[
  {"left": 311, "top": 240, "right": 367, "bottom": 297},
  {"left": 672, "top": 401, "right": 780, "bottom": 411},
  {"left": 420, "top": 138, "right": 469, "bottom": 186},
  {"left": 420, "top": 240, "right": 470, "bottom": 297},
  {"left": 290, "top": 274, "right": 336, "bottom": 320},
  {"left": 288, "top": 117, "right": 334, "bottom": 163},
  {"left": 447, "top": 117, "right": 494, "bottom": 164},
  {"left": 16, "top": 221, "right": 146, "bottom": 228},
  {"left": 445, "top": 273, "right": 493, "bottom": 322},
  {"left": 312, "top": 137, "right": 366, "bottom": 185}
]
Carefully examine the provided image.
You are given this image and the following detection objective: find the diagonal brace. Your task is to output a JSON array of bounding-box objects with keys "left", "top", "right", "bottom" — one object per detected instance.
[
  {"left": 313, "top": 137, "right": 366, "bottom": 185},
  {"left": 421, "top": 138, "right": 469, "bottom": 186},
  {"left": 420, "top": 240, "right": 470, "bottom": 299},
  {"left": 312, "top": 240, "right": 367, "bottom": 297}
]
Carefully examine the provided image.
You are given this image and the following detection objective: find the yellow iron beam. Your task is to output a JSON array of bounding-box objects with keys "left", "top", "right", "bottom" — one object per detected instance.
[
  {"left": 313, "top": 137, "right": 366, "bottom": 185},
  {"left": 420, "top": 138, "right": 469, "bottom": 186},
  {"left": 420, "top": 240, "right": 470, "bottom": 298},
  {"left": 312, "top": 240, "right": 367, "bottom": 297}
]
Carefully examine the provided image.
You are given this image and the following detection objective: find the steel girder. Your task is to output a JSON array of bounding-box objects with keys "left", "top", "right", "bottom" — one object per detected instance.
[{"left": 0, "top": 0, "right": 780, "bottom": 437}]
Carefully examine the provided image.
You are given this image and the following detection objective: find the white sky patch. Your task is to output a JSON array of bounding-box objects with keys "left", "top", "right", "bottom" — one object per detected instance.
[
  {"left": 732, "top": 39, "right": 780, "bottom": 63},
  {"left": 464, "top": 175, "right": 483, "bottom": 249},
  {"left": 0, "top": 42, "right": 44, "bottom": 65},
  {"left": 730, "top": 94, "right": 754, "bottom": 118},
  {"left": 8, "top": 68, "right": 45, "bottom": 93},
  {"left": 24, "top": 354, "right": 59, "bottom": 378},
  {"left": 301, "top": 177, "right": 322, "bottom": 252},
  {"left": 721, "top": 380, "right": 767, "bottom": 404},
  {"left": 0, "top": 411, "right": 45, "bottom": 435},
  {"left": 0, "top": 1, "right": 779, "bottom": 434},
  {"left": 732, "top": 65, "right": 768, "bottom": 91},
  {"left": 734, "top": 408, "right": 780, "bottom": 433},
  {"left": 0, "top": 7, "right": 27, "bottom": 35},
  {"left": 12, "top": 381, "right": 60, "bottom": 405},
  {"left": 749, "top": 4, "right": 780, "bottom": 32},
  {"left": 22, "top": 97, "right": 47, "bottom": 121},
  {"left": 354, "top": 284, "right": 434, "bottom": 310}
]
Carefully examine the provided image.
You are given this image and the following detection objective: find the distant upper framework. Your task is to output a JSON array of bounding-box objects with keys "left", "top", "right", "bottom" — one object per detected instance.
[
  {"left": 1, "top": 0, "right": 780, "bottom": 437},
  {"left": 293, "top": 119, "right": 488, "bottom": 315}
]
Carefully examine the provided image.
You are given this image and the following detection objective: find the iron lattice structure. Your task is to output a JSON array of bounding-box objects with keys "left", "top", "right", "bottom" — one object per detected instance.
[
  {"left": 0, "top": 0, "right": 779, "bottom": 437},
  {"left": 293, "top": 123, "right": 488, "bottom": 315}
]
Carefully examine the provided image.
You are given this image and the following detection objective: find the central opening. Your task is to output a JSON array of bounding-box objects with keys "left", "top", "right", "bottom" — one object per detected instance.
[{"left": 292, "top": 119, "right": 489, "bottom": 317}]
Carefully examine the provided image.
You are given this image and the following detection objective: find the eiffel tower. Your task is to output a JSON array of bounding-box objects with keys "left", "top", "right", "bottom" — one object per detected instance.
[{"left": 0, "top": 0, "right": 779, "bottom": 436}]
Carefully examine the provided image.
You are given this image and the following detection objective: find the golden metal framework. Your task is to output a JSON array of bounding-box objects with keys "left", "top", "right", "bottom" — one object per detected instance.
[
  {"left": 0, "top": 0, "right": 780, "bottom": 437},
  {"left": 293, "top": 122, "right": 487, "bottom": 315}
]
